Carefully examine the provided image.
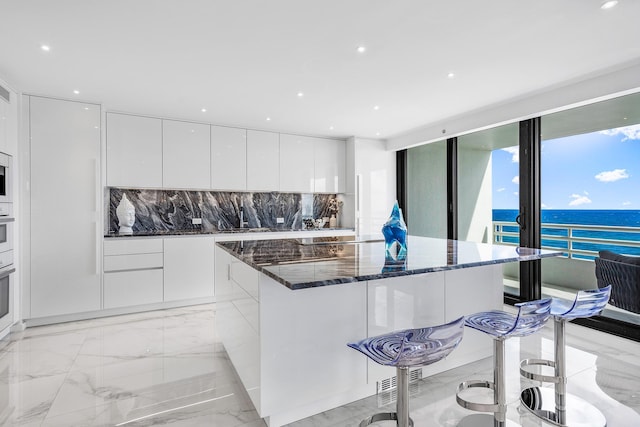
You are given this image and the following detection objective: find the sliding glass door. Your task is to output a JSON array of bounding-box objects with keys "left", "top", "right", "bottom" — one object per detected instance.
[{"left": 541, "top": 92, "right": 640, "bottom": 330}]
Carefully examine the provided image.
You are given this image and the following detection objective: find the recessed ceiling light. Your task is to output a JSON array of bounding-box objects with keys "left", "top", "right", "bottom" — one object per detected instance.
[
  {"left": 447, "top": 72, "right": 455, "bottom": 79},
  {"left": 373, "top": 105, "right": 380, "bottom": 111},
  {"left": 201, "top": 108, "right": 207, "bottom": 113},
  {"left": 376, "top": 132, "right": 381, "bottom": 136},
  {"left": 41, "top": 44, "right": 50, "bottom": 51},
  {"left": 297, "top": 92, "right": 304, "bottom": 98},
  {"left": 601, "top": 1, "right": 618, "bottom": 9},
  {"left": 84, "top": 107, "right": 89, "bottom": 111},
  {"left": 357, "top": 46, "right": 366, "bottom": 53},
  {"left": 73, "top": 90, "right": 80, "bottom": 95},
  {"left": 266, "top": 117, "right": 271, "bottom": 121},
  {"left": 329, "top": 126, "right": 334, "bottom": 130}
]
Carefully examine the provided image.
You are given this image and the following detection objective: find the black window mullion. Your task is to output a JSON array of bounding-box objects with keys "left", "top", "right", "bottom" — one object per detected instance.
[
  {"left": 518, "top": 117, "right": 542, "bottom": 301},
  {"left": 447, "top": 137, "right": 458, "bottom": 240}
]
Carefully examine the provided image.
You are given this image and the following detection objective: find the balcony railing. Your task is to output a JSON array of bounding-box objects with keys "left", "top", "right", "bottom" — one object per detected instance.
[{"left": 493, "top": 221, "right": 640, "bottom": 260}]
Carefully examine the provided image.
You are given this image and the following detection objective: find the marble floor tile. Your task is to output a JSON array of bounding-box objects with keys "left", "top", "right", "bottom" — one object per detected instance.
[{"left": 1, "top": 303, "right": 639, "bottom": 426}]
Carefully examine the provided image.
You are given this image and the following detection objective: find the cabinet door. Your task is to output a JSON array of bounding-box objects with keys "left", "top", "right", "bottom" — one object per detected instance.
[
  {"left": 314, "top": 137, "right": 346, "bottom": 193},
  {"left": 246, "top": 130, "right": 279, "bottom": 191},
  {"left": 211, "top": 125, "right": 246, "bottom": 190},
  {"left": 29, "top": 96, "right": 101, "bottom": 317},
  {"left": 279, "top": 134, "right": 314, "bottom": 192},
  {"left": 163, "top": 120, "right": 210, "bottom": 189},
  {"left": 164, "top": 237, "right": 215, "bottom": 301},
  {"left": 106, "top": 113, "right": 162, "bottom": 188}
]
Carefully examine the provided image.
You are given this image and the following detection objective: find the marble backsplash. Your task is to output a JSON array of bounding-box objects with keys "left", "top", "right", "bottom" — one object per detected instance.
[{"left": 107, "top": 188, "right": 339, "bottom": 234}]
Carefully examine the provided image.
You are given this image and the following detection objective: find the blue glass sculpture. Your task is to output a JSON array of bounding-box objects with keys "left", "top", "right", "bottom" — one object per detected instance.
[{"left": 382, "top": 201, "right": 407, "bottom": 259}]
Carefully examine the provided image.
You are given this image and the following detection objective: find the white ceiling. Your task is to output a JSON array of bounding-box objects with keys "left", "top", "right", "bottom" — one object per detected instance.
[{"left": 1, "top": 0, "right": 639, "bottom": 141}]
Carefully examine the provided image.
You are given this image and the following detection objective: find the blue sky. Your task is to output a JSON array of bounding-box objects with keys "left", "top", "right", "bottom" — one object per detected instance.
[{"left": 492, "top": 124, "right": 640, "bottom": 210}]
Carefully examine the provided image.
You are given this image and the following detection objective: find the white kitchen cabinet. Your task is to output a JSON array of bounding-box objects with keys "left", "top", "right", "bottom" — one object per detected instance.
[
  {"left": 314, "top": 137, "right": 346, "bottom": 193},
  {"left": 246, "top": 130, "right": 279, "bottom": 191},
  {"left": 163, "top": 119, "right": 210, "bottom": 189},
  {"left": 28, "top": 96, "right": 102, "bottom": 318},
  {"left": 279, "top": 134, "right": 314, "bottom": 192},
  {"left": 164, "top": 236, "right": 215, "bottom": 301},
  {"left": 103, "top": 238, "right": 164, "bottom": 309},
  {"left": 106, "top": 113, "right": 162, "bottom": 188},
  {"left": 211, "top": 125, "right": 246, "bottom": 190}
]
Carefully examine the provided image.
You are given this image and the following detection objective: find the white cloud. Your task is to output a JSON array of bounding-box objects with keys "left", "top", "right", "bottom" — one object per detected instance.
[
  {"left": 512, "top": 176, "right": 519, "bottom": 185},
  {"left": 513, "top": 191, "right": 519, "bottom": 196},
  {"left": 497, "top": 187, "right": 505, "bottom": 192},
  {"left": 623, "top": 201, "right": 632, "bottom": 206},
  {"left": 502, "top": 147, "right": 519, "bottom": 163},
  {"left": 542, "top": 203, "right": 548, "bottom": 208},
  {"left": 569, "top": 193, "right": 592, "bottom": 206},
  {"left": 595, "top": 169, "right": 629, "bottom": 182},
  {"left": 599, "top": 124, "right": 640, "bottom": 141}
]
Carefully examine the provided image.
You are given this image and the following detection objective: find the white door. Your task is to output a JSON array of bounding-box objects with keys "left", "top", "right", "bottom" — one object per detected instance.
[{"left": 29, "top": 96, "right": 101, "bottom": 317}]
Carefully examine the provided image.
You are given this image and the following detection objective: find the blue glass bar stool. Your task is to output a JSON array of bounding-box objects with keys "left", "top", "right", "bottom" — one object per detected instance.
[
  {"left": 347, "top": 316, "right": 465, "bottom": 427},
  {"left": 456, "top": 298, "right": 552, "bottom": 427},
  {"left": 519, "top": 286, "right": 611, "bottom": 427}
]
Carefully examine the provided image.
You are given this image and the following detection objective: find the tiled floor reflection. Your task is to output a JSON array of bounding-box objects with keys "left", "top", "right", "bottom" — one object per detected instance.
[{"left": 0, "top": 304, "right": 638, "bottom": 426}]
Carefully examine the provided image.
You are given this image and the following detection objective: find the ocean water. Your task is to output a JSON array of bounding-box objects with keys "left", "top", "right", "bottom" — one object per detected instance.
[{"left": 493, "top": 209, "right": 640, "bottom": 257}]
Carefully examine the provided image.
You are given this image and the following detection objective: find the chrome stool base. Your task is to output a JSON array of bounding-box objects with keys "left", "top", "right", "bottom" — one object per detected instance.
[
  {"left": 520, "top": 387, "right": 606, "bottom": 427},
  {"left": 457, "top": 413, "right": 520, "bottom": 427},
  {"left": 359, "top": 412, "right": 414, "bottom": 427}
]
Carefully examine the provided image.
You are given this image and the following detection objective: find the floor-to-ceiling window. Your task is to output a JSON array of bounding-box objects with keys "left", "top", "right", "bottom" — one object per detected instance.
[
  {"left": 540, "top": 92, "right": 640, "bottom": 330},
  {"left": 402, "top": 91, "right": 640, "bottom": 340},
  {"left": 457, "top": 123, "right": 521, "bottom": 297}
]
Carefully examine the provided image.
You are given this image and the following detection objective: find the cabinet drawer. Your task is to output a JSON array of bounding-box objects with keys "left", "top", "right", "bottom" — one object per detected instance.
[
  {"left": 104, "top": 253, "right": 163, "bottom": 272},
  {"left": 230, "top": 260, "right": 259, "bottom": 300},
  {"left": 104, "top": 269, "right": 163, "bottom": 309},
  {"left": 104, "top": 238, "right": 163, "bottom": 256}
]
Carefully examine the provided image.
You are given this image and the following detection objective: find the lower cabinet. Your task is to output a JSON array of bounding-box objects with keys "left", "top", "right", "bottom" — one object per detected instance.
[
  {"left": 103, "top": 238, "right": 164, "bottom": 309},
  {"left": 163, "top": 236, "right": 215, "bottom": 301}
]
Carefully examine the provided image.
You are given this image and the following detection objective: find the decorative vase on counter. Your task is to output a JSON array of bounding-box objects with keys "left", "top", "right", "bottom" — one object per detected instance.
[
  {"left": 329, "top": 214, "right": 337, "bottom": 228},
  {"left": 381, "top": 201, "right": 407, "bottom": 259}
]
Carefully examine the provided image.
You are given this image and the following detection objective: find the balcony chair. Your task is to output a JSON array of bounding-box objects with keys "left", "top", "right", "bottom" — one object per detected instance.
[
  {"left": 347, "top": 316, "right": 465, "bottom": 427},
  {"left": 595, "top": 250, "right": 640, "bottom": 314},
  {"left": 519, "top": 285, "right": 611, "bottom": 427},
  {"left": 456, "top": 298, "right": 552, "bottom": 427}
]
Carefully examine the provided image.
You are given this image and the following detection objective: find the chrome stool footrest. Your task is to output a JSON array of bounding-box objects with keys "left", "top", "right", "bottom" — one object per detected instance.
[
  {"left": 456, "top": 380, "right": 501, "bottom": 413},
  {"left": 359, "top": 412, "right": 414, "bottom": 427},
  {"left": 520, "top": 358, "right": 562, "bottom": 383},
  {"left": 520, "top": 387, "right": 606, "bottom": 427}
]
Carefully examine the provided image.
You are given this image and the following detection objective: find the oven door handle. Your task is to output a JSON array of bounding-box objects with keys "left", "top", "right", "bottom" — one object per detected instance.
[{"left": 0, "top": 217, "right": 15, "bottom": 224}]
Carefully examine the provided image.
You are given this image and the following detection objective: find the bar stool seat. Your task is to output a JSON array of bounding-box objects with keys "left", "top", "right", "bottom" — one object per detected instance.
[
  {"left": 347, "top": 316, "right": 465, "bottom": 427},
  {"left": 520, "top": 285, "right": 611, "bottom": 427},
  {"left": 456, "top": 298, "right": 552, "bottom": 427}
]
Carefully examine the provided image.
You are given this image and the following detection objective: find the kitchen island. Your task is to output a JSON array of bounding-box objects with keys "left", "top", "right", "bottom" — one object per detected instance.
[{"left": 215, "top": 235, "right": 560, "bottom": 427}]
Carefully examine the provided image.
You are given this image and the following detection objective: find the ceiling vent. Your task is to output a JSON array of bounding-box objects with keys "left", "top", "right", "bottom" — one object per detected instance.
[{"left": 0, "top": 84, "right": 9, "bottom": 103}]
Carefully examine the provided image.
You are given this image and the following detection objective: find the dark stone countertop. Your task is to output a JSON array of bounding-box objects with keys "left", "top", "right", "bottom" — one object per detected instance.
[{"left": 216, "top": 235, "right": 562, "bottom": 290}]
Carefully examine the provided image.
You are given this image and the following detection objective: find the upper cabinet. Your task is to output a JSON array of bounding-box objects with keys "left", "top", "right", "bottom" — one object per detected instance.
[
  {"left": 106, "top": 111, "right": 345, "bottom": 194},
  {"left": 211, "top": 125, "right": 247, "bottom": 190},
  {"left": 163, "top": 120, "right": 210, "bottom": 189},
  {"left": 279, "top": 134, "right": 314, "bottom": 193},
  {"left": 314, "top": 137, "right": 346, "bottom": 193},
  {"left": 246, "top": 130, "right": 279, "bottom": 191},
  {"left": 106, "top": 113, "right": 162, "bottom": 188}
]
